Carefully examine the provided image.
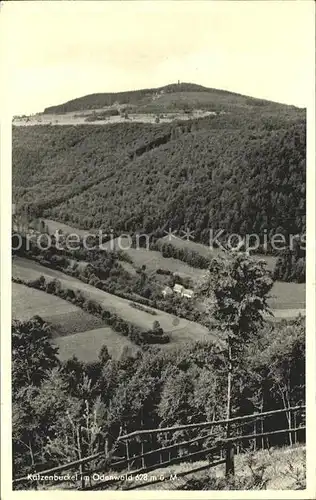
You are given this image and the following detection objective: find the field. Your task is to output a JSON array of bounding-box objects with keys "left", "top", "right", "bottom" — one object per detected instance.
[
  {"left": 34, "top": 220, "right": 276, "bottom": 277},
  {"left": 12, "top": 282, "right": 104, "bottom": 335},
  {"left": 12, "top": 281, "right": 140, "bottom": 361},
  {"left": 268, "top": 281, "right": 306, "bottom": 310},
  {"left": 42, "top": 219, "right": 91, "bottom": 237},
  {"left": 13, "top": 282, "right": 104, "bottom": 337},
  {"left": 106, "top": 239, "right": 305, "bottom": 313},
  {"left": 12, "top": 109, "right": 214, "bottom": 127},
  {"left": 12, "top": 257, "right": 212, "bottom": 343},
  {"left": 13, "top": 282, "right": 78, "bottom": 322},
  {"left": 123, "top": 247, "right": 205, "bottom": 281},
  {"left": 159, "top": 235, "right": 278, "bottom": 272},
  {"left": 157, "top": 236, "right": 305, "bottom": 312},
  {"left": 14, "top": 212, "right": 306, "bottom": 315},
  {"left": 54, "top": 327, "right": 139, "bottom": 362}
]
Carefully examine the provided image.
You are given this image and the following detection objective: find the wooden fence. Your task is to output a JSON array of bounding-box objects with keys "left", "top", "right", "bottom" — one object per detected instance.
[{"left": 13, "top": 405, "right": 305, "bottom": 491}]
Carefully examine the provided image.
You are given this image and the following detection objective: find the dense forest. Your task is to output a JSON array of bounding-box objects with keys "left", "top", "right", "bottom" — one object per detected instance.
[
  {"left": 13, "top": 116, "right": 305, "bottom": 235},
  {"left": 13, "top": 315, "right": 305, "bottom": 484},
  {"left": 12, "top": 83, "right": 306, "bottom": 284}
]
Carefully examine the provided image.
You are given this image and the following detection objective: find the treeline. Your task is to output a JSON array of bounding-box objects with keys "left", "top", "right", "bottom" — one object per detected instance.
[
  {"left": 273, "top": 238, "right": 305, "bottom": 283},
  {"left": 149, "top": 239, "right": 211, "bottom": 269},
  {"left": 150, "top": 239, "right": 305, "bottom": 284},
  {"left": 12, "top": 316, "right": 305, "bottom": 483},
  {"left": 13, "top": 275, "right": 170, "bottom": 345}
]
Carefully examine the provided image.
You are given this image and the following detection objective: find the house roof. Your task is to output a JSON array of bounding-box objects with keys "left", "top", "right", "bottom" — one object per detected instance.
[{"left": 173, "top": 284, "right": 183, "bottom": 292}]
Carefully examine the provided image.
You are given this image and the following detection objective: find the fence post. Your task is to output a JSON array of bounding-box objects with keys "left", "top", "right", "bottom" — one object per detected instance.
[
  {"left": 225, "top": 444, "right": 235, "bottom": 477},
  {"left": 294, "top": 411, "right": 297, "bottom": 444},
  {"left": 126, "top": 440, "right": 130, "bottom": 471},
  {"left": 141, "top": 440, "right": 145, "bottom": 468},
  {"left": 79, "top": 462, "right": 85, "bottom": 490}
]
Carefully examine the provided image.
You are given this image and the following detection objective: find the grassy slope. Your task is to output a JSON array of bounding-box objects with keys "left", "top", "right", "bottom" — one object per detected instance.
[
  {"left": 101, "top": 235, "right": 305, "bottom": 313},
  {"left": 158, "top": 236, "right": 306, "bottom": 311},
  {"left": 116, "top": 444, "right": 305, "bottom": 491},
  {"left": 12, "top": 257, "right": 212, "bottom": 343},
  {"left": 160, "top": 235, "right": 278, "bottom": 270},
  {"left": 54, "top": 327, "right": 139, "bottom": 362},
  {"left": 36, "top": 220, "right": 305, "bottom": 311},
  {"left": 12, "top": 281, "right": 140, "bottom": 361},
  {"left": 12, "top": 282, "right": 79, "bottom": 322}
]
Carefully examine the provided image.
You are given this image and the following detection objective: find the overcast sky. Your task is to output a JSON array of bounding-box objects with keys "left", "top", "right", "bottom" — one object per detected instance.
[{"left": 1, "top": 1, "right": 314, "bottom": 115}]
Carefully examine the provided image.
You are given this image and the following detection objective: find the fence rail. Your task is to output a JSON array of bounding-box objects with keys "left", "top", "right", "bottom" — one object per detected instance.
[{"left": 13, "top": 405, "right": 305, "bottom": 490}]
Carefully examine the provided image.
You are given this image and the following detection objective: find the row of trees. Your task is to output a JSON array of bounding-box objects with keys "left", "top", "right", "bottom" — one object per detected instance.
[{"left": 273, "top": 239, "right": 305, "bottom": 282}]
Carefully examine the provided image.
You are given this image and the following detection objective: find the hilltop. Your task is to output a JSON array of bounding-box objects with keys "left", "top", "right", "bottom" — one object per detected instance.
[{"left": 43, "top": 82, "right": 298, "bottom": 115}]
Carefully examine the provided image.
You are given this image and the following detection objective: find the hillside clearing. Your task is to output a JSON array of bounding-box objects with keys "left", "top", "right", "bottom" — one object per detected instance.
[
  {"left": 54, "top": 327, "right": 139, "bottom": 362},
  {"left": 122, "top": 247, "right": 205, "bottom": 281},
  {"left": 12, "top": 257, "right": 213, "bottom": 344},
  {"left": 160, "top": 235, "right": 278, "bottom": 272},
  {"left": 114, "top": 444, "right": 305, "bottom": 491},
  {"left": 268, "top": 281, "right": 306, "bottom": 310},
  {"left": 13, "top": 110, "right": 214, "bottom": 127},
  {"left": 102, "top": 238, "right": 305, "bottom": 311},
  {"left": 12, "top": 282, "right": 105, "bottom": 337}
]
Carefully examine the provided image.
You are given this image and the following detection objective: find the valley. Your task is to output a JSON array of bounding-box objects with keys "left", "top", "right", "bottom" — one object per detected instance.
[
  {"left": 12, "top": 256, "right": 213, "bottom": 357},
  {"left": 12, "top": 81, "right": 307, "bottom": 490}
]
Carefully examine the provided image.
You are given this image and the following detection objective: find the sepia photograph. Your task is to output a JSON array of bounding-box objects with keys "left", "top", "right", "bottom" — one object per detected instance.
[{"left": 1, "top": 0, "right": 315, "bottom": 496}]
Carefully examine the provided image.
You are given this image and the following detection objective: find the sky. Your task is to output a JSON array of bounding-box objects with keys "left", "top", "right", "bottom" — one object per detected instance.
[{"left": 1, "top": 1, "right": 314, "bottom": 115}]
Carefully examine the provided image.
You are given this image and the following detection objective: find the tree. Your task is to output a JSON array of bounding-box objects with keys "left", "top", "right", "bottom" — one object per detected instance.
[
  {"left": 12, "top": 318, "right": 60, "bottom": 479},
  {"left": 196, "top": 252, "right": 274, "bottom": 474},
  {"left": 12, "top": 317, "right": 59, "bottom": 391},
  {"left": 152, "top": 320, "right": 163, "bottom": 335},
  {"left": 25, "top": 367, "right": 109, "bottom": 488},
  {"left": 99, "top": 345, "right": 111, "bottom": 364},
  {"left": 254, "top": 319, "right": 305, "bottom": 445}
]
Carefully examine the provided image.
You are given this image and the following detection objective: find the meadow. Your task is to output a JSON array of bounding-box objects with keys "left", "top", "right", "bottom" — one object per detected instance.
[
  {"left": 111, "top": 240, "right": 305, "bottom": 313},
  {"left": 12, "top": 257, "right": 212, "bottom": 342},
  {"left": 12, "top": 282, "right": 104, "bottom": 337},
  {"left": 13, "top": 281, "right": 144, "bottom": 361},
  {"left": 159, "top": 235, "right": 278, "bottom": 272},
  {"left": 54, "top": 327, "right": 139, "bottom": 362}
]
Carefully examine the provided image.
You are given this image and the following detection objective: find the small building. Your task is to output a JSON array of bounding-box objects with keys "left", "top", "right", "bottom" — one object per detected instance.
[
  {"left": 162, "top": 286, "right": 173, "bottom": 297},
  {"left": 173, "top": 284, "right": 184, "bottom": 294},
  {"left": 173, "top": 284, "right": 194, "bottom": 299},
  {"left": 182, "top": 288, "right": 194, "bottom": 299}
]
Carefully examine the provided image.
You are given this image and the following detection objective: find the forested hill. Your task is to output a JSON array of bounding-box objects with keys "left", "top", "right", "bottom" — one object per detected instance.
[
  {"left": 13, "top": 103, "right": 305, "bottom": 269},
  {"left": 43, "top": 82, "right": 299, "bottom": 114}
]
